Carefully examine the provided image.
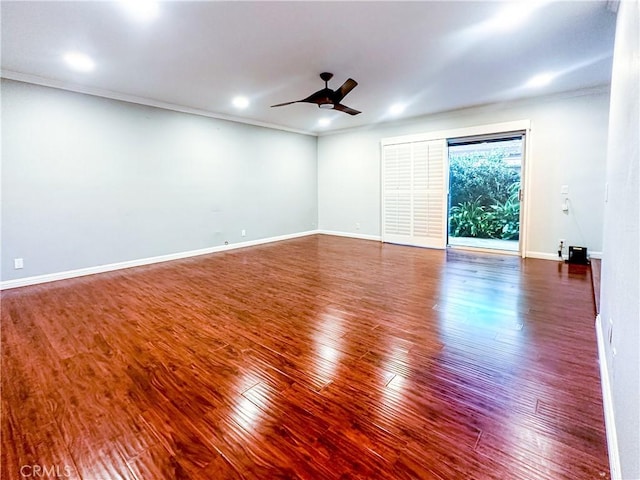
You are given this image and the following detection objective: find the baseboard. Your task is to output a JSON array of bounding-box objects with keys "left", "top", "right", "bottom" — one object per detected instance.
[
  {"left": 526, "top": 250, "right": 603, "bottom": 261},
  {"left": 0, "top": 237, "right": 600, "bottom": 289},
  {"left": 0, "top": 230, "right": 318, "bottom": 290},
  {"left": 316, "top": 230, "right": 382, "bottom": 242},
  {"left": 526, "top": 251, "right": 564, "bottom": 261},
  {"left": 595, "top": 314, "right": 622, "bottom": 479}
]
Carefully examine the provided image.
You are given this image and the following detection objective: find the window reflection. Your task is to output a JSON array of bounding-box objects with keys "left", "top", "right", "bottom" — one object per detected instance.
[{"left": 311, "top": 310, "right": 345, "bottom": 386}]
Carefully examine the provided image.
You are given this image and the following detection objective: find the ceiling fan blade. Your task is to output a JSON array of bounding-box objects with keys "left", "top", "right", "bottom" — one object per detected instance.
[
  {"left": 333, "top": 103, "right": 361, "bottom": 115},
  {"left": 273, "top": 88, "right": 331, "bottom": 108},
  {"left": 301, "top": 88, "right": 332, "bottom": 104},
  {"left": 271, "top": 100, "right": 301, "bottom": 107},
  {"left": 333, "top": 78, "right": 358, "bottom": 103}
]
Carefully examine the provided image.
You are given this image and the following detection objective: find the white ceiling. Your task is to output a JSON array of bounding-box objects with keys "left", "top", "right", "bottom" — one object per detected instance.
[{"left": 1, "top": 1, "right": 617, "bottom": 135}]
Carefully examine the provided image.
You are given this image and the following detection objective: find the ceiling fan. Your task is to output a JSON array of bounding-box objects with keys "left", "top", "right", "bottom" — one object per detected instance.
[{"left": 271, "top": 72, "right": 361, "bottom": 115}]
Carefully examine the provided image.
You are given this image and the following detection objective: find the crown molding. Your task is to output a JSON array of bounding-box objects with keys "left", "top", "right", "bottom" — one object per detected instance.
[{"left": 0, "top": 70, "right": 317, "bottom": 137}]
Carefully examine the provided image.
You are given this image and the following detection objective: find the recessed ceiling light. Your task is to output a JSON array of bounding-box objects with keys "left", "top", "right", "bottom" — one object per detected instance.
[
  {"left": 63, "top": 52, "right": 95, "bottom": 72},
  {"left": 119, "top": 0, "right": 159, "bottom": 22},
  {"left": 525, "top": 72, "right": 554, "bottom": 88},
  {"left": 318, "top": 118, "right": 332, "bottom": 127},
  {"left": 232, "top": 96, "right": 250, "bottom": 109},
  {"left": 389, "top": 103, "right": 406, "bottom": 116}
]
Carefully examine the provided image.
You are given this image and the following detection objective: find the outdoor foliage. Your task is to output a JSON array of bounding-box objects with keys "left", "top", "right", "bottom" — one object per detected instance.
[
  {"left": 449, "top": 197, "right": 492, "bottom": 238},
  {"left": 449, "top": 148, "right": 520, "bottom": 240},
  {"left": 486, "top": 182, "right": 521, "bottom": 240}
]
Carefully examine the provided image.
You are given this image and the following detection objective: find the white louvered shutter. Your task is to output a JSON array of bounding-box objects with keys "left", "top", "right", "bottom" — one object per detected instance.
[
  {"left": 382, "top": 139, "right": 446, "bottom": 249},
  {"left": 383, "top": 143, "right": 412, "bottom": 237}
]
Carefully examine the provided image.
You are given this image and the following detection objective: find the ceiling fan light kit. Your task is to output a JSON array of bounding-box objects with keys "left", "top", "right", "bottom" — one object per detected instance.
[{"left": 271, "top": 72, "right": 361, "bottom": 115}]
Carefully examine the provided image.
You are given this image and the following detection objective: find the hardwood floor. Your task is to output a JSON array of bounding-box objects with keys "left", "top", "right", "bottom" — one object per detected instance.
[{"left": 1, "top": 235, "right": 609, "bottom": 479}]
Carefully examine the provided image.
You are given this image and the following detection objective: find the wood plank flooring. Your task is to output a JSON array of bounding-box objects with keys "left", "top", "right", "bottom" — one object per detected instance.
[{"left": 1, "top": 235, "right": 610, "bottom": 479}]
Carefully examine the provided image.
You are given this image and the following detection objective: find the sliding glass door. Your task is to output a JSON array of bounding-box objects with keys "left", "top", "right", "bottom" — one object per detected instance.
[
  {"left": 381, "top": 122, "right": 529, "bottom": 256},
  {"left": 447, "top": 134, "right": 524, "bottom": 253}
]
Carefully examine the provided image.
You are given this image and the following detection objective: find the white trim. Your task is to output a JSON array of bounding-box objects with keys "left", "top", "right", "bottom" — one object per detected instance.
[
  {"left": 595, "top": 314, "right": 622, "bottom": 480},
  {"left": 380, "top": 120, "right": 531, "bottom": 146},
  {"left": 316, "top": 230, "right": 382, "bottom": 242},
  {"left": 521, "top": 127, "right": 533, "bottom": 258},
  {"left": 1, "top": 71, "right": 316, "bottom": 137},
  {"left": 0, "top": 230, "right": 317, "bottom": 290},
  {"left": 526, "top": 251, "right": 565, "bottom": 261},
  {"left": 448, "top": 245, "right": 520, "bottom": 256},
  {"left": 526, "top": 251, "right": 603, "bottom": 261}
]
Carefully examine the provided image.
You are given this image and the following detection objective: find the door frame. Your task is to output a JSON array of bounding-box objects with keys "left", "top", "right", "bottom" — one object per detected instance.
[{"left": 381, "top": 120, "right": 532, "bottom": 258}]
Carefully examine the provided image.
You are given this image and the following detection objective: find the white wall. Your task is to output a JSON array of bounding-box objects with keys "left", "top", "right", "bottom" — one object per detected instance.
[
  {"left": 598, "top": 1, "right": 640, "bottom": 478},
  {"left": 1, "top": 79, "right": 318, "bottom": 282},
  {"left": 318, "top": 88, "right": 611, "bottom": 258}
]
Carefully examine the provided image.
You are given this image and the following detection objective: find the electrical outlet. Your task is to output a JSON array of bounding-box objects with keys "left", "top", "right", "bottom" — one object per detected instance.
[
  {"left": 14, "top": 258, "right": 24, "bottom": 269},
  {"left": 559, "top": 239, "right": 565, "bottom": 247},
  {"left": 355, "top": 222, "right": 360, "bottom": 230},
  {"left": 241, "top": 229, "right": 246, "bottom": 237}
]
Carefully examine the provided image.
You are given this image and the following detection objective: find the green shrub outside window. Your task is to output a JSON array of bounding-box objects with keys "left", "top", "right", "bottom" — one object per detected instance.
[{"left": 449, "top": 148, "right": 521, "bottom": 240}]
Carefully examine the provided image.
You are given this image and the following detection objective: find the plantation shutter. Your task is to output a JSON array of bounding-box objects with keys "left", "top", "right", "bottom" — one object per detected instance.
[{"left": 382, "top": 139, "right": 447, "bottom": 249}]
